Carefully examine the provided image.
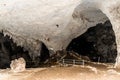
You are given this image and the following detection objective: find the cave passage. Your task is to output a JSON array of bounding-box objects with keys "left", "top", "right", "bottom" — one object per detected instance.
[
  {"left": 0, "top": 32, "right": 50, "bottom": 69},
  {"left": 67, "top": 21, "right": 117, "bottom": 63},
  {"left": 0, "top": 20, "right": 118, "bottom": 69}
]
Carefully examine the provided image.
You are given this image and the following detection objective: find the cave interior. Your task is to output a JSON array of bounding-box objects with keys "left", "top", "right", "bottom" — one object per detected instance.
[
  {"left": 67, "top": 20, "right": 117, "bottom": 63},
  {"left": 0, "top": 20, "right": 117, "bottom": 69}
]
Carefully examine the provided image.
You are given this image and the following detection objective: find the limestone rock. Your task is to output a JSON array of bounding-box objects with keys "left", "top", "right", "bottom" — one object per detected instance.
[{"left": 10, "top": 57, "right": 26, "bottom": 72}]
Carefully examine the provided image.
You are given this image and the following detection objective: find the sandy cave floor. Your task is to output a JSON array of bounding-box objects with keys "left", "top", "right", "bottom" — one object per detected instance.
[{"left": 0, "top": 63, "right": 120, "bottom": 80}]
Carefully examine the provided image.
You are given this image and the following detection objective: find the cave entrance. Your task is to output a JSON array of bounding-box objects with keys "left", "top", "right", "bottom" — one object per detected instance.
[{"left": 66, "top": 20, "right": 117, "bottom": 63}]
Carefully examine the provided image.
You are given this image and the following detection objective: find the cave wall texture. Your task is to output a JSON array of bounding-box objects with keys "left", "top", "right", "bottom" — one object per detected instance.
[{"left": 0, "top": 0, "right": 120, "bottom": 68}]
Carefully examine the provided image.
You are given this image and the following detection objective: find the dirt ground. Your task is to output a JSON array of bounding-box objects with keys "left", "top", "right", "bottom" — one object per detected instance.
[{"left": 0, "top": 63, "right": 120, "bottom": 80}]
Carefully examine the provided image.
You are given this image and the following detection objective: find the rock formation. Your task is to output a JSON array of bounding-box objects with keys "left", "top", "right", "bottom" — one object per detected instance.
[
  {"left": 10, "top": 57, "right": 26, "bottom": 72},
  {"left": 0, "top": 0, "right": 120, "bottom": 68}
]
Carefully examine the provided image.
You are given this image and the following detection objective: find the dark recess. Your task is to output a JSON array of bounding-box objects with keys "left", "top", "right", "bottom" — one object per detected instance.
[
  {"left": 0, "top": 32, "right": 50, "bottom": 69},
  {"left": 67, "top": 21, "right": 117, "bottom": 63}
]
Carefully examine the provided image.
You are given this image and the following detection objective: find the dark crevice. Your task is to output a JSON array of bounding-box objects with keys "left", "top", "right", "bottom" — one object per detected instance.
[
  {"left": 40, "top": 43, "right": 50, "bottom": 62},
  {"left": 67, "top": 20, "right": 117, "bottom": 63}
]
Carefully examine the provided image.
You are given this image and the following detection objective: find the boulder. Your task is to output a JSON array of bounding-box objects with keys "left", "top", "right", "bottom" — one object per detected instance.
[{"left": 10, "top": 57, "right": 26, "bottom": 72}]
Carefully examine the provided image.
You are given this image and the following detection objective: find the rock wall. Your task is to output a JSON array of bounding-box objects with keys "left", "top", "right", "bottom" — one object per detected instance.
[{"left": 0, "top": 0, "right": 120, "bottom": 67}]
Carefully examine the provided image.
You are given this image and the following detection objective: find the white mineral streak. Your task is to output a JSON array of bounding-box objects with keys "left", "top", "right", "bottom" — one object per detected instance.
[{"left": 0, "top": 0, "right": 120, "bottom": 67}]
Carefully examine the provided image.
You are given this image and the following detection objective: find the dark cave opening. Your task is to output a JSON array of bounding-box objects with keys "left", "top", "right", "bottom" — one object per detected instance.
[
  {"left": 0, "top": 32, "right": 50, "bottom": 69},
  {"left": 66, "top": 21, "right": 117, "bottom": 63}
]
